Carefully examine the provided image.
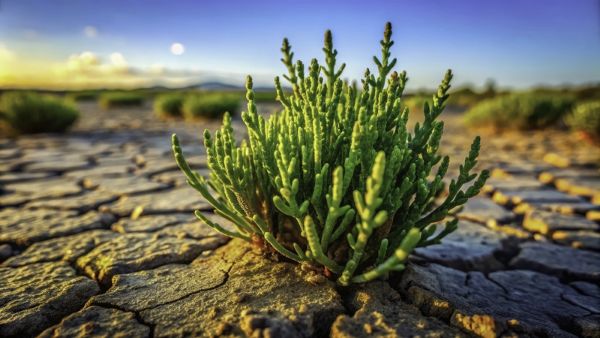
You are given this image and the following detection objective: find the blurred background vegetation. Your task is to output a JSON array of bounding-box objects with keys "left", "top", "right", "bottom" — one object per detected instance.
[
  {"left": 0, "top": 1, "right": 598, "bottom": 141},
  {"left": 2, "top": 82, "right": 598, "bottom": 139}
]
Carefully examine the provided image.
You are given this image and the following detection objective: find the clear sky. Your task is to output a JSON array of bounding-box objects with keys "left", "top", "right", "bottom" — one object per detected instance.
[{"left": 0, "top": 0, "right": 599, "bottom": 90}]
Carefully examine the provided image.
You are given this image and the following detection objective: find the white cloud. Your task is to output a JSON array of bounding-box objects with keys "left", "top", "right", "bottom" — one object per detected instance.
[
  {"left": 63, "top": 51, "right": 132, "bottom": 76},
  {"left": 109, "top": 52, "right": 126, "bottom": 65},
  {"left": 66, "top": 51, "right": 100, "bottom": 72},
  {"left": 0, "top": 46, "right": 253, "bottom": 89},
  {"left": 84, "top": 26, "right": 98, "bottom": 38}
]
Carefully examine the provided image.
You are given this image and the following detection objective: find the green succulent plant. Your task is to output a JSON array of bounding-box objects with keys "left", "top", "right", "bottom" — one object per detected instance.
[{"left": 172, "top": 22, "right": 489, "bottom": 285}]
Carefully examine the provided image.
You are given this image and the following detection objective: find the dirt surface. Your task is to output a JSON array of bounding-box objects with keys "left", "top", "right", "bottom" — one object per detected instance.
[{"left": 1, "top": 101, "right": 599, "bottom": 337}]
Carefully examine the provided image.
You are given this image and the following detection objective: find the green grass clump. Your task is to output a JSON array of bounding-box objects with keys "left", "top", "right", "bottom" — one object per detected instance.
[
  {"left": 252, "top": 91, "right": 280, "bottom": 102},
  {"left": 154, "top": 93, "right": 185, "bottom": 118},
  {"left": 66, "top": 90, "right": 100, "bottom": 102},
  {"left": 182, "top": 93, "right": 240, "bottom": 119},
  {"left": 567, "top": 100, "right": 600, "bottom": 140},
  {"left": 172, "top": 22, "right": 489, "bottom": 284},
  {"left": 0, "top": 92, "right": 80, "bottom": 134},
  {"left": 464, "top": 93, "right": 574, "bottom": 130},
  {"left": 99, "top": 92, "right": 145, "bottom": 109}
]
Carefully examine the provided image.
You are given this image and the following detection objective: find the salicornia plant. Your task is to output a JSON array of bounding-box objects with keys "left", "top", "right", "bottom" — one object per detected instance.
[{"left": 172, "top": 22, "right": 489, "bottom": 285}]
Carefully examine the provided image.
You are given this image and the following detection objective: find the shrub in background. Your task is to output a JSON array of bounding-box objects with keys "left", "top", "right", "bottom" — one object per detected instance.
[
  {"left": 99, "top": 92, "right": 145, "bottom": 109},
  {"left": 173, "top": 23, "right": 488, "bottom": 284},
  {"left": 447, "top": 87, "right": 502, "bottom": 109},
  {"left": 66, "top": 90, "right": 99, "bottom": 102},
  {"left": 464, "top": 93, "right": 574, "bottom": 130},
  {"left": 252, "top": 90, "right": 281, "bottom": 102},
  {"left": 182, "top": 93, "right": 240, "bottom": 120},
  {"left": 0, "top": 92, "right": 80, "bottom": 134},
  {"left": 154, "top": 93, "right": 185, "bottom": 119},
  {"left": 402, "top": 94, "right": 431, "bottom": 114},
  {"left": 567, "top": 100, "right": 600, "bottom": 140}
]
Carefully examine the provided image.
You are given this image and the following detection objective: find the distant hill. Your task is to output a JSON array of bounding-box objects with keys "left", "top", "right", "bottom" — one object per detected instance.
[{"left": 185, "top": 81, "right": 242, "bottom": 91}]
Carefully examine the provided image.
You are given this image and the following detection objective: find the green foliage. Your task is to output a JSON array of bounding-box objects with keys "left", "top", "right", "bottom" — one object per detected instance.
[
  {"left": 464, "top": 92, "right": 574, "bottom": 130},
  {"left": 567, "top": 100, "right": 600, "bottom": 139},
  {"left": 99, "top": 92, "right": 145, "bottom": 109},
  {"left": 252, "top": 90, "right": 289, "bottom": 102},
  {"left": 0, "top": 92, "right": 80, "bottom": 134},
  {"left": 570, "top": 84, "right": 600, "bottom": 101},
  {"left": 182, "top": 93, "right": 240, "bottom": 119},
  {"left": 403, "top": 94, "right": 431, "bottom": 114},
  {"left": 447, "top": 86, "right": 498, "bottom": 109},
  {"left": 66, "top": 90, "right": 100, "bottom": 102},
  {"left": 172, "top": 23, "right": 489, "bottom": 284},
  {"left": 154, "top": 93, "right": 185, "bottom": 118}
]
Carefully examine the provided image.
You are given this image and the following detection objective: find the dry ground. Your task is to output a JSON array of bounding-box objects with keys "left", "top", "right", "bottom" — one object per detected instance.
[{"left": 1, "top": 102, "right": 599, "bottom": 337}]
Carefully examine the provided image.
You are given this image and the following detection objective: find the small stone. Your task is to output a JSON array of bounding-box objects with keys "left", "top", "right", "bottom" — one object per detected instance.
[
  {"left": 587, "top": 210, "right": 600, "bottom": 222},
  {"left": 543, "top": 153, "right": 570, "bottom": 168},
  {"left": 0, "top": 262, "right": 100, "bottom": 337},
  {"left": 510, "top": 242, "right": 600, "bottom": 283},
  {"left": 37, "top": 306, "right": 150, "bottom": 338},
  {"left": 523, "top": 210, "right": 599, "bottom": 234},
  {"left": 76, "top": 233, "right": 222, "bottom": 286}
]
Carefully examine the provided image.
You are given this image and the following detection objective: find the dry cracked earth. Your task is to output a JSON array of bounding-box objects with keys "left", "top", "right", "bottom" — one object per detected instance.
[{"left": 1, "top": 102, "right": 599, "bottom": 338}]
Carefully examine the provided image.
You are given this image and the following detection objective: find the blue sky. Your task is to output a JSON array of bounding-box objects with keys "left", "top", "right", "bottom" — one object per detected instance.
[{"left": 0, "top": 0, "right": 598, "bottom": 89}]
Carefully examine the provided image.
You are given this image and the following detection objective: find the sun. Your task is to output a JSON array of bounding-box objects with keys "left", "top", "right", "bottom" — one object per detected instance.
[{"left": 170, "top": 43, "right": 185, "bottom": 56}]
